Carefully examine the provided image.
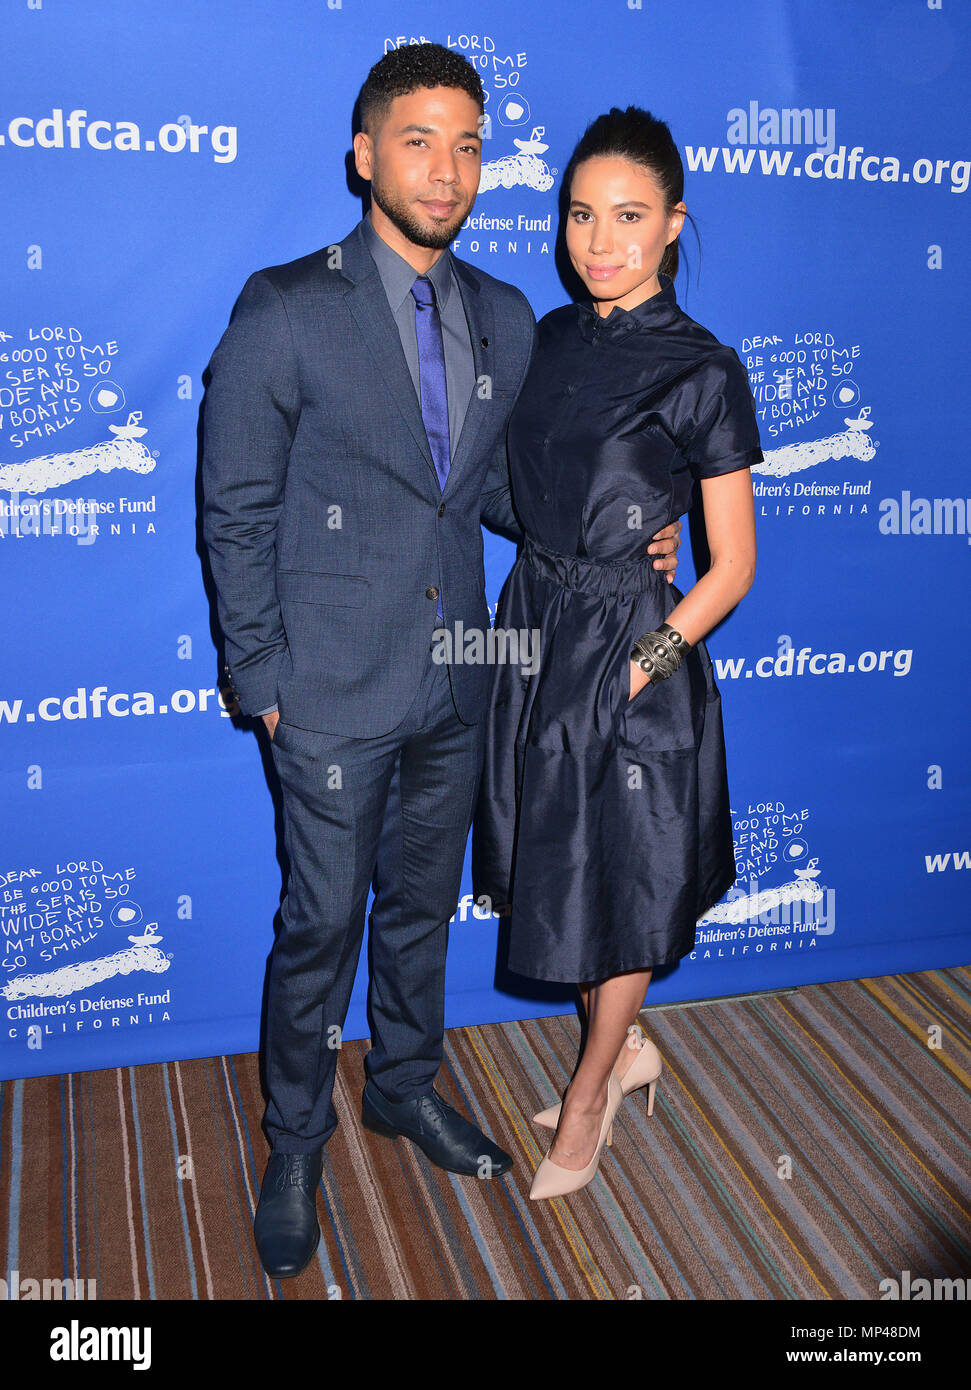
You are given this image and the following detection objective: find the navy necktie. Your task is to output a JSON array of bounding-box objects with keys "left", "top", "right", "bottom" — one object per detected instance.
[
  {"left": 411, "top": 275, "right": 451, "bottom": 492},
  {"left": 411, "top": 274, "right": 450, "bottom": 622}
]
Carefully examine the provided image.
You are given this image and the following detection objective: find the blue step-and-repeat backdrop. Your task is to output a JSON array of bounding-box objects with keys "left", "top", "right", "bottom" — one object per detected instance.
[{"left": 2, "top": 2, "right": 968, "bottom": 1080}]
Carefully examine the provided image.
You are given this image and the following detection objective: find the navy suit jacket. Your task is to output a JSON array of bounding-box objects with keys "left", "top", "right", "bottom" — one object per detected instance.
[{"left": 202, "top": 220, "right": 537, "bottom": 737}]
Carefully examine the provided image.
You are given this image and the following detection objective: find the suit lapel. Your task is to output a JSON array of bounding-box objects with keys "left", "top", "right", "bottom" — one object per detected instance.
[
  {"left": 445, "top": 254, "right": 494, "bottom": 499},
  {"left": 338, "top": 223, "right": 438, "bottom": 489},
  {"left": 335, "top": 223, "right": 496, "bottom": 498}
]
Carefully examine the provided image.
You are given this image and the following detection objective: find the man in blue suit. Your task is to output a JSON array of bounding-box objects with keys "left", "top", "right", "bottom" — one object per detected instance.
[{"left": 202, "top": 44, "right": 680, "bottom": 1277}]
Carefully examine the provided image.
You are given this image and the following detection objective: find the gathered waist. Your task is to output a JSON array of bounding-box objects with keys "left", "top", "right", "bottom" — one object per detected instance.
[{"left": 522, "top": 535, "right": 664, "bottom": 597}]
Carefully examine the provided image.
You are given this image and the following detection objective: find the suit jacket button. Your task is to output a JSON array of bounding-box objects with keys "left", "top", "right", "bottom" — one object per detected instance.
[
  {"left": 426, "top": 586, "right": 439, "bottom": 600},
  {"left": 438, "top": 503, "right": 446, "bottom": 517}
]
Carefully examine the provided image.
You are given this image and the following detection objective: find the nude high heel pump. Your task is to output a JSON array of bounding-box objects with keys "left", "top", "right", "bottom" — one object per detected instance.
[
  {"left": 532, "top": 1032, "right": 662, "bottom": 1129},
  {"left": 529, "top": 1073, "right": 624, "bottom": 1201}
]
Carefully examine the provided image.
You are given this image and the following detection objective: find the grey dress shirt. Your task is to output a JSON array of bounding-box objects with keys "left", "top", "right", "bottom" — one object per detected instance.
[{"left": 255, "top": 214, "right": 476, "bottom": 716}]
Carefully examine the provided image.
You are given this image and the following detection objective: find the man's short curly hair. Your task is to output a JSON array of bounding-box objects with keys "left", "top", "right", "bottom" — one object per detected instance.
[{"left": 358, "top": 42, "right": 484, "bottom": 136}]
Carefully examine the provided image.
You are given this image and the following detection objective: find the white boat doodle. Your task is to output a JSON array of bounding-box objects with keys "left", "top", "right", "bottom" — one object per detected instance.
[
  {"left": 2, "top": 931, "right": 170, "bottom": 1001},
  {"left": 753, "top": 415, "right": 878, "bottom": 479},
  {"left": 480, "top": 126, "right": 555, "bottom": 193}
]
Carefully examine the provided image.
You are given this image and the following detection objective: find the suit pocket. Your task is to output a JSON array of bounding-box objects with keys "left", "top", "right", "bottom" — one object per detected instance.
[
  {"left": 276, "top": 570, "right": 369, "bottom": 607},
  {"left": 270, "top": 720, "right": 320, "bottom": 760}
]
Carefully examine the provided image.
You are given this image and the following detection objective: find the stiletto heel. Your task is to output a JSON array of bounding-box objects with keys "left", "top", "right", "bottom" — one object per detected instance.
[
  {"left": 533, "top": 1033, "right": 662, "bottom": 1129},
  {"left": 529, "top": 1073, "right": 624, "bottom": 1201}
]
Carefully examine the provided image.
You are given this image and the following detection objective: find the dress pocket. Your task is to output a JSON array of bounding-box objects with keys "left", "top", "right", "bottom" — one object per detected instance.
[
  {"left": 616, "top": 657, "right": 697, "bottom": 752},
  {"left": 624, "top": 659, "right": 656, "bottom": 715}
]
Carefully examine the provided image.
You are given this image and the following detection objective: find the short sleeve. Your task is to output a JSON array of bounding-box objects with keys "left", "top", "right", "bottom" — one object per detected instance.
[{"left": 680, "top": 348, "right": 764, "bottom": 481}]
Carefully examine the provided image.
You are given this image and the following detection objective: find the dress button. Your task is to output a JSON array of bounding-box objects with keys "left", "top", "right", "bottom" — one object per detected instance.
[
  {"left": 566, "top": 384, "right": 577, "bottom": 395},
  {"left": 426, "top": 586, "right": 439, "bottom": 600}
]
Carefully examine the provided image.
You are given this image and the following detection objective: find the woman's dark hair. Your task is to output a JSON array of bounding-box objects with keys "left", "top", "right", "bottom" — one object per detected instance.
[
  {"left": 562, "top": 106, "right": 695, "bottom": 280},
  {"left": 358, "top": 42, "right": 484, "bottom": 137}
]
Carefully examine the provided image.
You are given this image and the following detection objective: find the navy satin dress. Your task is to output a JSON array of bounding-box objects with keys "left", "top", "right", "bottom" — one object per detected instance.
[{"left": 471, "top": 272, "right": 764, "bottom": 984}]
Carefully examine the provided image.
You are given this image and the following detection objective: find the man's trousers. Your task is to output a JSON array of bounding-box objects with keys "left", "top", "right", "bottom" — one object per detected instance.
[{"left": 262, "top": 637, "right": 485, "bottom": 1153}]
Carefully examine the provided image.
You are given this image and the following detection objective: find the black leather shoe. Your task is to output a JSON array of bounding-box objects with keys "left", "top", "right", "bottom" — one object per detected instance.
[
  {"left": 253, "top": 1150, "right": 322, "bottom": 1278},
  {"left": 361, "top": 1081, "right": 513, "bottom": 1177}
]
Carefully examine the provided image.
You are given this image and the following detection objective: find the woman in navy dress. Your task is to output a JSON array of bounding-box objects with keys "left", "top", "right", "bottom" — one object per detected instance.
[{"left": 472, "top": 107, "right": 762, "bottom": 1199}]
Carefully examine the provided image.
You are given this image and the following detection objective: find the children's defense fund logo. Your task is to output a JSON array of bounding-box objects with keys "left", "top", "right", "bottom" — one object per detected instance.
[
  {"left": 1, "top": 859, "right": 173, "bottom": 1045},
  {"left": 0, "top": 325, "right": 157, "bottom": 545},
  {"left": 691, "top": 799, "right": 835, "bottom": 962},
  {"left": 742, "top": 327, "right": 877, "bottom": 523}
]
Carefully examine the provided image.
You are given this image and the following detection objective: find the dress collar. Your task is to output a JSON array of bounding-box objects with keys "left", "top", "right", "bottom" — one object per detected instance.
[{"left": 576, "top": 271, "right": 678, "bottom": 341}]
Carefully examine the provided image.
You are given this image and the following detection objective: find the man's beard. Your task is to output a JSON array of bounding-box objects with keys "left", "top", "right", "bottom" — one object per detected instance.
[{"left": 370, "top": 178, "right": 466, "bottom": 250}]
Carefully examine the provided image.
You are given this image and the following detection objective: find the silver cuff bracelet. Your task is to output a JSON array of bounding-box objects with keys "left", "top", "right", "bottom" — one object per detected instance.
[{"left": 630, "top": 623, "right": 691, "bottom": 682}]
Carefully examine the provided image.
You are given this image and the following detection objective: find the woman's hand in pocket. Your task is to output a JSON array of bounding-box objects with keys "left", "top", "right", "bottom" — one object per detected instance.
[{"left": 629, "top": 661, "right": 651, "bottom": 702}]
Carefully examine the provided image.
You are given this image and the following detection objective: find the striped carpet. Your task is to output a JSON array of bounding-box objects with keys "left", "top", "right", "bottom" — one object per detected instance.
[{"left": 1, "top": 966, "right": 969, "bottom": 1300}]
